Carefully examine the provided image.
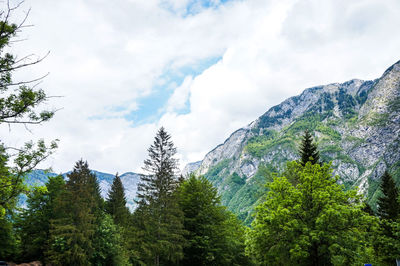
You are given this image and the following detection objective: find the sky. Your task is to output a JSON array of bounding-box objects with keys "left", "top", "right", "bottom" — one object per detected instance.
[{"left": 2, "top": 0, "right": 400, "bottom": 174}]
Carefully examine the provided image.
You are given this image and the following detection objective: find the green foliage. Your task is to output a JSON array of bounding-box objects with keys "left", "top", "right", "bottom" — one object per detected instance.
[
  {"left": 204, "top": 159, "right": 230, "bottom": 183},
  {"left": 106, "top": 174, "right": 130, "bottom": 227},
  {"left": 231, "top": 172, "right": 245, "bottom": 185},
  {"left": 376, "top": 171, "right": 400, "bottom": 220},
  {"left": 320, "top": 144, "right": 342, "bottom": 155},
  {"left": 247, "top": 162, "right": 372, "bottom": 265},
  {"left": 133, "top": 127, "right": 186, "bottom": 265},
  {"left": 286, "top": 113, "right": 323, "bottom": 134},
  {"left": 372, "top": 219, "right": 400, "bottom": 265},
  {"left": 0, "top": 144, "right": 18, "bottom": 217},
  {"left": 219, "top": 172, "right": 245, "bottom": 206},
  {"left": 245, "top": 132, "right": 294, "bottom": 158},
  {"left": 315, "top": 124, "right": 341, "bottom": 141},
  {"left": 227, "top": 163, "right": 275, "bottom": 225},
  {"left": 178, "top": 175, "right": 251, "bottom": 265},
  {"left": 258, "top": 108, "right": 292, "bottom": 128},
  {"left": 46, "top": 160, "right": 102, "bottom": 265},
  {"left": 17, "top": 175, "right": 65, "bottom": 262},
  {"left": 336, "top": 88, "right": 357, "bottom": 118},
  {"left": 0, "top": 4, "right": 58, "bottom": 214},
  {"left": 366, "top": 112, "right": 390, "bottom": 127},
  {"left": 0, "top": 212, "right": 18, "bottom": 260},
  {"left": 299, "top": 130, "right": 320, "bottom": 166},
  {"left": 91, "top": 214, "right": 131, "bottom": 266}
]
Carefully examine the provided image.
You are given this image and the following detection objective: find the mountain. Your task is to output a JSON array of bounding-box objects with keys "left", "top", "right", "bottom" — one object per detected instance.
[
  {"left": 22, "top": 170, "right": 141, "bottom": 211},
  {"left": 185, "top": 60, "right": 400, "bottom": 224}
]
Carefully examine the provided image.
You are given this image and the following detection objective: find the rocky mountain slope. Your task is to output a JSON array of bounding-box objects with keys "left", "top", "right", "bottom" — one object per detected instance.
[
  {"left": 23, "top": 170, "right": 141, "bottom": 211},
  {"left": 185, "top": 60, "right": 400, "bottom": 224}
]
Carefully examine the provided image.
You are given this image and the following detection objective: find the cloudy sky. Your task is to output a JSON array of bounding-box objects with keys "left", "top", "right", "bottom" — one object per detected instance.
[{"left": 2, "top": 0, "right": 400, "bottom": 174}]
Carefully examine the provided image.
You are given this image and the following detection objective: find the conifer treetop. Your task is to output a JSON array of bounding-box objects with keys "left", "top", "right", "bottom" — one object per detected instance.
[
  {"left": 377, "top": 171, "right": 400, "bottom": 220},
  {"left": 299, "top": 129, "right": 320, "bottom": 166}
]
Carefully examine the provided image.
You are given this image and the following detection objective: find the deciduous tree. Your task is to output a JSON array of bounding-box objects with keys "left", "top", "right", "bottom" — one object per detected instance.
[
  {"left": 246, "top": 162, "right": 371, "bottom": 265},
  {"left": 0, "top": 1, "right": 57, "bottom": 215}
]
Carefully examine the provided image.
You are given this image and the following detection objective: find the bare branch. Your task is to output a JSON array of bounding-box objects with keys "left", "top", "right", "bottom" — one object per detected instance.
[
  {"left": 7, "top": 72, "right": 49, "bottom": 86},
  {"left": 0, "top": 51, "right": 50, "bottom": 73}
]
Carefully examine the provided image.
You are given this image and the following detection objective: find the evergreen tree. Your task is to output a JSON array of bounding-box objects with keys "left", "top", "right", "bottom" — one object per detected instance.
[
  {"left": 178, "top": 174, "right": 250, "bottom": 265},
  {"left": 377, "top": 171, "right": 400, "bottom": 220},
  {"left": 46, "top": 160, "right": 102, "bottom": 265},
  {"left": 299, "top": 130, "right": 320, "bottom": 166},
  {"left": 17, "top": 175, "right": 65, "bottom": 263},
  {"left": 133, "top": 127, "right": 186, "bottom": 265},
  {"left": 106, "top": 173, "right": 130, "bottom": 227},
  {"left": 373, "top": 171, "right": 400, "bottom": 265}
]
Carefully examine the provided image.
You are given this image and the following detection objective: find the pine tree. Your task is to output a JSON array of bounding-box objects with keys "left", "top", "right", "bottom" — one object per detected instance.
[
  {"left": 46, "top": 160, "right": 102, "bottom": 265},
  {"left": 106, "top": 173, "right": 130, "bottom": 227},
  {"left": 133, "top": 127, "right": 186, "bottom": 265},
  {"left": 377, "top": 171, "right": 400, "bottom": 220},
  {"left": 299, "top": 129, "right": 320, "bottom": 166}
]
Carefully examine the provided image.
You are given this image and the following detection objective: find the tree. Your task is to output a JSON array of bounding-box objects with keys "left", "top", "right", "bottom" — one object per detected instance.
[
  {"left": 91, "top": 214, "right": 131, "bottom": 266},
  {"left": 46, "top": 160, "right": 102, "bottom": 265},
  {"left": 106, "top": 173, "right": 130, "bottom": 227},
  {"left": 299, "top": 130, "right": 319, "bottom": 166},
  {"left": 246, "top": 161, "right": 371, "bottom": 266},
  {"left": 0, "top": 1, "right": 58, "bottom": 215},
  {"left": 17, "top": 175, "right": 65, "bottom": 262},
  {"left": 376, "top": 171, "right": 399, "bottom": 220},
  {"left": 372, "top": 171, "right": 400, "bottom": 265},
  {"left": 178, "top": 174, "right": 250, "bottom": 265},
  {"left": 133, "top": 127, "right": 186, "bottom": 265}
]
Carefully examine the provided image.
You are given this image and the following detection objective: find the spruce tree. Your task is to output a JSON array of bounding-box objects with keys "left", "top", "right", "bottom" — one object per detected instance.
[
  {"left": 377, "top": 171, "right": 400, "bottom": 220},
  {"left": 373, "top": 171, "right": 400, "bottom": 264},
  {"left": 46, "top": 160, "right": 102, "bottom": 265},
  {"left": 134, "top": 127, "right": 186, "bottom": 265},
  {"left": 299, "top": 129, "right": 320, "bottom": 166},
  {"left": 106, "top": 173, "right": 130, "bottom": 227}
]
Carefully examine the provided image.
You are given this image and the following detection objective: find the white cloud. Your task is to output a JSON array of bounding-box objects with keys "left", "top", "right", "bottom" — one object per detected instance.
[
  {"left": 166, "top": 76, "right": 193, "bottom": 112},
  {"left": 2, "top": 0, "right": 400, "bottom": 174}
]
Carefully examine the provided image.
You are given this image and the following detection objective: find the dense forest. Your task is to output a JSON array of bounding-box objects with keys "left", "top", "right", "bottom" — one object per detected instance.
[{"left": 1, "top": 3, "right": 400, "bottom": 266}]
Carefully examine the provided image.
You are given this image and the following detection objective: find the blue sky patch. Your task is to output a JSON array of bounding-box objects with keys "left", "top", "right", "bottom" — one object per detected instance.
[
  {"left": 161, "top": 0, "right": 235, "bottom": 17},
  {"left": 126, "top": 56, "right": 222, "bottom": 125}
]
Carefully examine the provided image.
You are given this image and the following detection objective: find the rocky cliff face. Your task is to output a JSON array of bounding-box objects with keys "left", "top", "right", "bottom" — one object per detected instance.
[{"left": 187, "top": 60, "right": 400, "bottom": 223}]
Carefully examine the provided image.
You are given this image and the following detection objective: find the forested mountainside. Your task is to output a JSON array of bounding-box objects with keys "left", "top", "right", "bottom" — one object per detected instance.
[
  {"left": 24, "top": 170, "right": 140, "bottom": 210},
  {"left": 184, "top": 60, "right": 400, "bottom": 223}
]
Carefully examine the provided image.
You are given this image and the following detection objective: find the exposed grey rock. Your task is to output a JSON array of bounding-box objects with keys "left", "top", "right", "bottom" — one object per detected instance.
[
  {"left": 182, "top": 161, "right": 202, "bottom": 176},
  {"left": 197, "top": 128, "right": 250, "bottom": 175},
  {"left": 186, "top": 60, "right": 400, "bottom": 215}
]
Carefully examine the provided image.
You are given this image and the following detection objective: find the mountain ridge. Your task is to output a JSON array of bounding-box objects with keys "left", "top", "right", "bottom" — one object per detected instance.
[
  {"left": 185, "top": 60, "right": 400, "bottom": 223},
  {"left": 23, "top": 169, "right": 141, "bottom": 211}
]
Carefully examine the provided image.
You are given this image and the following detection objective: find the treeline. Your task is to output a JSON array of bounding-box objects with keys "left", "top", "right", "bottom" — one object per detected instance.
[
  {"left": 0, "top": 128, "right": 250, "bottom": 265},
  {"left": 1, "top": 129, "right": 399, "bottom": 265}
]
